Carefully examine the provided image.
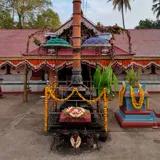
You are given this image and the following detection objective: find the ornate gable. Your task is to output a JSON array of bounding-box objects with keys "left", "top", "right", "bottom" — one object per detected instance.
[{"left": 45, "top": 16, "right": 102, "bottom": 41}]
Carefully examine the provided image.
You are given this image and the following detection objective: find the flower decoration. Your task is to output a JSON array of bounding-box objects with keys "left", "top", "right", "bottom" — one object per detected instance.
[
  {"left": 44, "top": 86, "right": 109, "bottom": 132},
  {"left": 119, "top": 84, "right": 126, "bottom": 106},
  {"left": 64, "top": 107, "right": 88, "bottom": 119},
  {"left": 130, "top": 84, "right": 144, "bottom": 110}
]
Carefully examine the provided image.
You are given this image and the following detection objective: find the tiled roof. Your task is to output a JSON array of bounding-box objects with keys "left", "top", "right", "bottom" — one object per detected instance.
[
  {"left": 114, "top": 29, "right": 160, "bottom": 57},
  {"left": 1, "top": 29, "right": 160, "bottom": 58},
  {"left": 0, "top": 29, "right": 39, "bottom": 57}
]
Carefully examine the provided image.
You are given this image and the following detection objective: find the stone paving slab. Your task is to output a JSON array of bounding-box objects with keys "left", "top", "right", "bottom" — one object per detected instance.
[{"left": 0, "top": 94, "right": 160, "bottom": 160}]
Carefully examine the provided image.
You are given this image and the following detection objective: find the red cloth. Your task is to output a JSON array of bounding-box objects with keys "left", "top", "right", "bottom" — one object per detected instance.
[{"left": 59, "top": 110, "right": 91, "bottom": 123}]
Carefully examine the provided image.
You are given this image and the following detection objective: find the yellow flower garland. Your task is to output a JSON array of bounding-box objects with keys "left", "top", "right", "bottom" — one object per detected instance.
[
  {"left": 44, "top": 88, "right": 49, "bottom": 132},
  {"left": 146, "top": 98, "right": 149, "bottom": 109},
  {"left": 130, "top": 84, "right": 144, "bottom": 110},
  {"left": 103, "top": 88, "right": 108, "bottom": 132},
  {"left": 146, "top": 91, "right": 149, "bottom": 109},
  {"left": 119, "top": 84, "right": 126, "bottom": 106},
  {"left": 44, "top": 86, "right": 108, "bottom": 132}
]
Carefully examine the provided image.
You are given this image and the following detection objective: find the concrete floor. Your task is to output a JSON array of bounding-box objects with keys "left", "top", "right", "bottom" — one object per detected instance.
[{"left": 0, "top": 93, "right": 160, "bottom": 160}]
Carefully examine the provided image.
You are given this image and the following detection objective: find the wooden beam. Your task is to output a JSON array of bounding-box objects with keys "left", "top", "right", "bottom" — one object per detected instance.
[
  {"left": 49, "top": 69, "right": 56, "bottom": 85},
  {"left": 23, "top": 64, "right": 28, "bottom": 102}
]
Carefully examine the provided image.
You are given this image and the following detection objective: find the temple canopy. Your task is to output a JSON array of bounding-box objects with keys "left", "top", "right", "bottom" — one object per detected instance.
[
  {"left": 43, "top": 38, "right": 72, "bottom": 49},
  {"left": 82, "top": 37, "right": 111, "bottom": 47}
]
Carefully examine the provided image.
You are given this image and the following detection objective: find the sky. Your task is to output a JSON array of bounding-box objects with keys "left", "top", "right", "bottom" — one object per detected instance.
[{"left": 51, "top": 0, "right": 156, "bottom": 29}]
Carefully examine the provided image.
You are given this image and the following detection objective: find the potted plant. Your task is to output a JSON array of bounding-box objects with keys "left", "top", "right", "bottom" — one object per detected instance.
[{"left": 126, "top": 68, "right": 142, "bottom": 88}]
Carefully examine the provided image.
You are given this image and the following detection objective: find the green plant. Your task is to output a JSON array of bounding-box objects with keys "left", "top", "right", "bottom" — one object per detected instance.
[
  {"left": 93, "top": 64, "right": 118, "bottom": 99},
  {"left": 33, "top": 38, "right": 41, "bottom": 46},
  {"left": 93, "top": 66, "right": 101, "bottom": 89},
  {"left": 125, "top": 68, "right": 142, "bottom": 88}
]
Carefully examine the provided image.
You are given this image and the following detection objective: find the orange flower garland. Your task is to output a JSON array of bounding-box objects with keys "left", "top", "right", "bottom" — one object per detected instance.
[
  {"left": 146, "top": 91, "right": 149, "bottom": 109},
  {"left": 146, "top": 98, "right": 149, "bottom": 109},
  {"left": 119, "top": 84, "right": 126, "bottom": 106},
  {"left": 103, "top": 88, "right": 108, "bottom": 132},
  {"left": 130, "top": 84, "right": 144, "bottom": 110},
  {"left": 44, "top": 87, "right": 49, "bottom": 132}
]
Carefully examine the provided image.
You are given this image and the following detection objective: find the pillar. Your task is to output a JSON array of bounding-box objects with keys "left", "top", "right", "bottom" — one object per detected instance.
[
  {"left": 71, "top": 0, "right": 83, "bottom": 85},
  {"left": 49, "top": 69, "right": 57, "bottom": 111},
  {"left": 49, "top": 69, "right": 56, "bottom": 85}
]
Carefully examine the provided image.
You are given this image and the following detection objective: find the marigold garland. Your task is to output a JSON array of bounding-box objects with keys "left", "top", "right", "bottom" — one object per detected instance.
[
  {"left": 119, "top": 84, "right": 126, "bottom": 106},
  {"left": 103, "top": 88, "right": 108, "bottom": 132},
  {"left": 146, "top": 91, "right": 149, "bottom": 109},
  {"left": 44, "top": 86, "right": 109, "bottom": 132},
  {"left": 45, "top": 87, "right": 104, "bottom": 103},
  {"left": 130, "top": 84, "right": 144, "bottom": 110},
  {"left": 146, "top": 98, "right": 149, "bottom": 109},
  {"left": 44, "top": 88, "right": 49, "bottom": 132}
]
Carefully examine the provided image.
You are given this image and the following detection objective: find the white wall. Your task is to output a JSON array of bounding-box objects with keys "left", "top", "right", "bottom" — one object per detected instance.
[
  {"left": 0, "top": 65, "right": 46, "bottom": 92},
  {"left": 0, "top": 65, "right": 160, "bottom": 92}
]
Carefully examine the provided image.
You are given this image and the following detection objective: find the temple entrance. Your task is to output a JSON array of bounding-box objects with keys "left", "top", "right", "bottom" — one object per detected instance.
[{"left": 58, "top": 64, "right": 96, "bottom": 87}]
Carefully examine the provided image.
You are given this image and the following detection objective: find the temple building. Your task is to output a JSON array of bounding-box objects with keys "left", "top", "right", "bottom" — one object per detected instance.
[{"left": 0, "top": 15, "right": 160, "bottom": 93}]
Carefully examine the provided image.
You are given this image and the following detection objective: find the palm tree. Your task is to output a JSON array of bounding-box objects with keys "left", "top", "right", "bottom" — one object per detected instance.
[
  {"left": 152, "top": 0, "right": 160, "bottom": 19},
  {"left": 108, "top": 0, "right": 131, "bottom": 29}
]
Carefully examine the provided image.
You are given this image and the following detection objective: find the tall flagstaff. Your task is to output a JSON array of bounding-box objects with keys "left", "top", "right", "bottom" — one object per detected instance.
[{"left": 71, "top": 0, "right": 83, "bottom": 86}]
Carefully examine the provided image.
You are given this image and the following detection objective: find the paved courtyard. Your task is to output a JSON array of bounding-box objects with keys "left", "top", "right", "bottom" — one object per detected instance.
[{"left": 0, "top": 93, "right": 160, "bottom": 160}]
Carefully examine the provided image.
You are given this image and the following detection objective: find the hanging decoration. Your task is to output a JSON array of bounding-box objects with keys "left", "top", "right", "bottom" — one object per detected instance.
[
  {"left": 130, "top": 84, "right": 145, "bottom": 110},
  {"left": 119, "top": 84, "right": 126, "bottom": 106},
  {"left": 103, "top": 88, "right": 108, "bottom": 132},
  {"left": 44, "top": 86, "right": 108, "bottom": 132},
  {"left": 70, "top": 134, "right": 82, "bottom": 149}
]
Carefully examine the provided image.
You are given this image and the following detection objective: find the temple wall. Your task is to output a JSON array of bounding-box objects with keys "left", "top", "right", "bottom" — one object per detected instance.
[
  {"left": 156, "top": 68, "right": 160, "bottom": 74},
  {"left": 0, "top": 66, "right": 160, "bottom": 93},
  {"left": 141, "top": 74, "right": 160, "bottom": 81},
  {"left": 0, "top": 65, "right": 46, "bottom": 92},
  {"left": 1, "top": 66, "right": 32, "bottom": 81},
  {"left": 116, "top": 74, "right": 125, "bottom": 81},
  {"left": 112, "top": 66, "right": 160, "bottom": 92}
]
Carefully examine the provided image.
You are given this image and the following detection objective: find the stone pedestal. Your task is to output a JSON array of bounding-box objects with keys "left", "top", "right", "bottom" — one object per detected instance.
[{"left": 115, "top": 84, "right": 160, "bottom": 128}]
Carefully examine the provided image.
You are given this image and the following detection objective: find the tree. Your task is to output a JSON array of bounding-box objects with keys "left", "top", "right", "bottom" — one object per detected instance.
[
  {"left": 152, "top": 0, "right": 160, "bottom": 19},
  {"left": 0, "top": 0, "right": 16, "bottom": 25},
  {"left": 0, "top": 0, "right": 61, "bottom": 29},
  {"left": 107, "top": 0, "right": 132, "bottom": 29},
  {"left": 34, "top": 9, "right": 61, "bottom": 29},
  {"left": 13, "top": 0, "right": 52, "bottom": 29},
  {"left": 0, "top": 10, "right": 13, "bottom": 28},
  {"left": 0, "top": 0, "right": 11, "bottom": 10},
  {"left": 135, "top": 19, "right": 160, "bottom": 29}
]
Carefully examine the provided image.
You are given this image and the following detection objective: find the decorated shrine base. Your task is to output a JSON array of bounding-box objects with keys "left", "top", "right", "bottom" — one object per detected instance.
[{"left": 115, "top": 106, "right": 160, "bottom": 128}]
